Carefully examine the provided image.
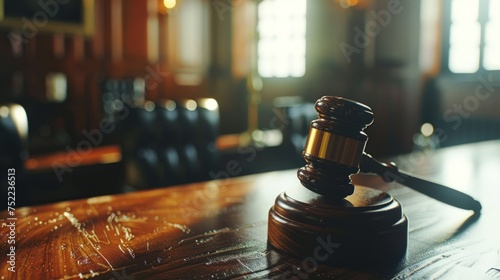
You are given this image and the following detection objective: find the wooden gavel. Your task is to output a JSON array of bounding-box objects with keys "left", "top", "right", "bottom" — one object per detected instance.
[
  {"left": 298, "top": 96, "right": 481, "bottom": 211},
  {"left": 268, "top": 96, "right": 481, "bottom": 266}
]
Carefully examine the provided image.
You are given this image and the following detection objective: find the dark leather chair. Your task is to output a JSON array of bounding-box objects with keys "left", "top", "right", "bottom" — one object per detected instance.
[
  {"left": 0, "top": 103, "right": 30, "bottom": 207},
  {"left": 170, "top": 99, "right": 219, "bottom": 185},
  {"left": 156, "top": 100, "right": 182, "bottom": 145},
  {"left": 1, "top": 102, "right": 123, "bottom": 207},
  {"left": 121, "top": 101, "right": 162, "bottom": 188},
  {"left": 0, "top": 104, "right": 28, "bottom": 167},
  {"left": 154, "top": 100, "right": 183, "bottom": 185},
  {"left": 121, "top": 98, "right": 220, "bottom": 190},
  {"left": 121, "top": 101, "right": 157, "bottom": 152},
  {"left": 195, "top": 98, "right": 220, "bottom": 176}
]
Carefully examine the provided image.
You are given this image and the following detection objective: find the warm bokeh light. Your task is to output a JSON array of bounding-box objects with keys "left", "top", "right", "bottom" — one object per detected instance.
[
  {"left": 144, "top": 100, "right": 156, "bottom": 112},
  {"left": 339, "top": 0, "right": 358, "bottom": 8},
  {"left": 10, "top": 104, "right": 29, "bottom": 140},
  {"left": 45, "top": 73, "right": 67, "bottom": 102},
  {"left": 185, "top": 99, "right": 197, "bottom": 111},
  {"left": 163, "top": 100, "right": 176, "bottom": 111},
  {"left": 420, "top": 123, "right": 434, "bottom": 137},
  {"left": 163, "top": 0, "right": 176, "bottom": 9},
  {"left": 198, "top": 98, "right": 219, "bottom": 111},
  {"left": 0, "top": 106, "right": 8, "bottom": 118}
]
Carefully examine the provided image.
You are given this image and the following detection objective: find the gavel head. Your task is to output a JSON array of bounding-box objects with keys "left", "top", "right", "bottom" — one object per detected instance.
[
  {"left": 297, "top": 96, "right": 374, "bottom": 198},
  {"left": 269, "top": 97, "right": 407, "bottom": 265}
]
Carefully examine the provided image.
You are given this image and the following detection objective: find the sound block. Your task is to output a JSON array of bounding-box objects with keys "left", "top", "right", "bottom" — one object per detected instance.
[{"left": 268, "top": 185, "right": 407, "bottom": 266}]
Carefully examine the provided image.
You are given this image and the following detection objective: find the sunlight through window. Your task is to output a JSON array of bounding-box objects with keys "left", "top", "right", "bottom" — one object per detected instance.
[
  {"left": 448, "top": 0, "right": 500, "bottom": 72},
  {"left": 257, "top": 0, "right": 306, "bottom": 78},
  {"left": 484, "top": 0, "right": 500, "bottom": 70},
  {"left": 449, "top": 0, "right": 480, "bottom": 73}
]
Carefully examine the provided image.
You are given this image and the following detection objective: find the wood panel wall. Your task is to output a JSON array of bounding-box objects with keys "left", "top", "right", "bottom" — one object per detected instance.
[{"left": 0, "top": 0, "right": 220, "bottom": 149}]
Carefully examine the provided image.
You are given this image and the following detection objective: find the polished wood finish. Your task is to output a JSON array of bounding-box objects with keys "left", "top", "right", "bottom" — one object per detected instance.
[
  {"left": 19, "top": 145, "right": 124, "bottom": 207},
  {"left": 23, "top": 135, "right": 252, "bottom": 173},
  {"left": 269, "top": 186, "right": 407, "bottom": 266},
  {"left": 24, "top": 145, "right": 121, "bottom": 172},
  {"left": 1, "top": 140, "right": 499, "bottom": 279}
]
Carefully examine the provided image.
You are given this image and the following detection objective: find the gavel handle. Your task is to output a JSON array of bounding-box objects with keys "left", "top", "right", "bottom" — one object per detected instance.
[{"left": 360, "top": 153, "right": 482, "bottom": 212}]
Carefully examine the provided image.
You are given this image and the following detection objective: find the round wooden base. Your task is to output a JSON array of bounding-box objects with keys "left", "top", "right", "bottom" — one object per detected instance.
[{"left": 268, "top": 185, "right": 407, "bottom": 266}]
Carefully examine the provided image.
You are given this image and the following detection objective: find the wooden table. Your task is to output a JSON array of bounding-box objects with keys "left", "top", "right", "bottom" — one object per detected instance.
[{"left": 2, "top": 140, "right": 500, "bottom": 279}]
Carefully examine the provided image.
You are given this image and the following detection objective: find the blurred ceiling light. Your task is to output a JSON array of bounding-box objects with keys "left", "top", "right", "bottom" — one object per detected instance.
[
  {"left": 164, "top": 0, "right": 176, "bottom": 9},
  {"left": 420, "top": 123, "right": 434, "bottom": 137},
  {"left": 339, "top": 0, "right": 359, "bottom": 8}
]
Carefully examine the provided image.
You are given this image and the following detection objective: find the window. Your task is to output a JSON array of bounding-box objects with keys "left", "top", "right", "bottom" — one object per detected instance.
[
  {"left": 257, "top": 0, "right": 307, "bottom": 78},
  {"left": 446, "top": 0, "right": 500, "bottom": 73},
  {"left": 484, "top": 0, "right": 500, "bottom": 70},
  {"left": 166, "top": 0, "right": 209, "bottom": 85}
]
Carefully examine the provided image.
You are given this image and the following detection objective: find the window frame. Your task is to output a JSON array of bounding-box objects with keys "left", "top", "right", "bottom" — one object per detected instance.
[
  {"left": 255, "top": 0, "right": 307, "bottom": 79},
  {"left": 442, "top": 0, "right": 500, "bottom": 75}
]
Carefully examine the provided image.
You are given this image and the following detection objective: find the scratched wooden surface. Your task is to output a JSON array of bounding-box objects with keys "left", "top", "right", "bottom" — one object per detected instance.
[{"left": 1, "top": 140, "right": 500, "bottom": 279}]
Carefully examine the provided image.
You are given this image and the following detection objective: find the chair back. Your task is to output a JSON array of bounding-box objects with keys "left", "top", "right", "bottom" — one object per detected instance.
[
  {"left": 0, "top": 103, "right": 29, "bottom": 169},
  {"left": 121, "top": 99, "right": 220, "bottom": 189}
]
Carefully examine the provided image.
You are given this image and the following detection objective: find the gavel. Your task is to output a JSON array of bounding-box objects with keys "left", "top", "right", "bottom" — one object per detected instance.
[{"left": 268, "top": 96, "right": 481, "bottom": 265}]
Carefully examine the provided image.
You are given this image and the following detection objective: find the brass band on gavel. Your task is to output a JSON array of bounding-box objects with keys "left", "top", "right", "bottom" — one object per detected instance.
[{"left": 303, "top": 127, "right": 367, "bottom": 168}]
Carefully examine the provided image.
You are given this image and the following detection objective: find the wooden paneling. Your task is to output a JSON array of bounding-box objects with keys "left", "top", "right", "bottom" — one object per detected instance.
[
  {"left": 0, "top": 0, "right": 216, "bottom": 153},
  {"left": 123, "top": 0, "right": 148, "bottom": 62}
]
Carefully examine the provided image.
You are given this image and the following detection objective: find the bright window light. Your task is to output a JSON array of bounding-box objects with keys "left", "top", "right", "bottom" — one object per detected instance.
[
  {"left": 449, "top": 22, "right": 481, "bottom": 46},
  {"left": 451, "top": 0, "right": 479, "bottom": 22},
  {"left": 484, "top": 0, "right": 500, "bottom": 70},
  {"left": 489, "top": 0, "right": 500, "bottom": 20},
  {"left": 448, "top": 0, "right": 481, "bottom": 73},
  {"left": 483, "top": 46, "right": 500, "bottom": 70},
  {"left": 449, "top": 47, "right": 480, "bottom": 73},
  {"left": 444, "top": 0, "right": 500, "bottom": 73},
  {"left": 257, "top": 0, "right": 306, "bottom": 78}
]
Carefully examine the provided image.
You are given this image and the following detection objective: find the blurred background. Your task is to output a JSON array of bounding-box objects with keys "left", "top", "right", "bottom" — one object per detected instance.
[{"left": 1, "top": 0, "right": 499, "bottom": 206}]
